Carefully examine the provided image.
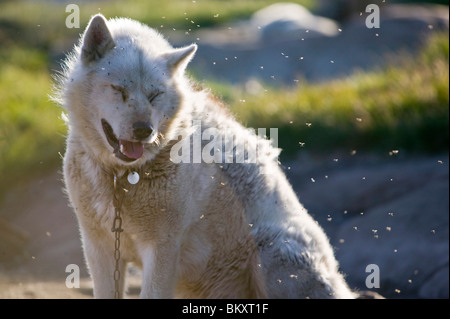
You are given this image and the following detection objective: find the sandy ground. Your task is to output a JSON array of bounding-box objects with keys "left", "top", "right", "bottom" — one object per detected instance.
[
  {"left": 0, "top": 170, "right": 140, "bottom": 299},
  {"left": 0, "top": 170, "right": 93, "bottom": 298}
]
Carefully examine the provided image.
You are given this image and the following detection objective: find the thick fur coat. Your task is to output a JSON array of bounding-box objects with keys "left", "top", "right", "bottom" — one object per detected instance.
[{"left": 55, "top": 14, "right": 355, "bottom": 299}]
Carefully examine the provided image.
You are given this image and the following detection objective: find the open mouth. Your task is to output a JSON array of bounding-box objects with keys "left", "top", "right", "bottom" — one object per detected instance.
[{"left": 101, "top": 119, "right": 144, "bottom": 162}]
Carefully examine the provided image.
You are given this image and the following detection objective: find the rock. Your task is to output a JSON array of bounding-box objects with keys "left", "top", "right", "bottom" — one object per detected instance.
[
  {"left": 295, "top": 155, "right": 449, "bottom": 229},
  {"left": 251, "top": 3, "right": 340, "bottom": 41},
  {"left": 336, "top": 176, "right": 448, "bottom": 298},
  {"left": 380, "top": 4, "right": 449, "bottom": 30},
  {"left": 325, "top": 157, "right": 448, "bottom": 299},
  {"left": 418, "top": 265, "right": 449, "bottom": 299},
  {"left": 286, "top": 154, "right": 449, "bottom": 298},
  {"left": 317, "top": 0, "right": 376, "bottom": 21}
]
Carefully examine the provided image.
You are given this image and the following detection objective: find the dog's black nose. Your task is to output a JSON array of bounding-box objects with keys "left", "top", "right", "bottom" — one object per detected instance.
[{"left": 133, "top": 122, "right": 153, "bottom": 140}]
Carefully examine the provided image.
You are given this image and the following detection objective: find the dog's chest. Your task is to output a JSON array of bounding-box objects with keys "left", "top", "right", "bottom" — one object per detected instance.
[
  {"left": 122, "top": 177, "right": 169, "bottom": 216},
  {"left": 115, "top": 169, "right": 180, "bottom": 238}
]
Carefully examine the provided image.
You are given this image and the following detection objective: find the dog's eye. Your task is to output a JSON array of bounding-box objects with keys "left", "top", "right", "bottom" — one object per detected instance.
[
  {"left": 147, "top": 91, "right": 163, "bottom": 104},
  {"left": 111, "top": 84, "right": 128, "bottom": 102}
]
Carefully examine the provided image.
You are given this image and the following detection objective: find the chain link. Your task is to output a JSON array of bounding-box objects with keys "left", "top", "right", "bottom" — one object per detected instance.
[{"left": 112, "top": 174, "right": 125, "bottom": 299}]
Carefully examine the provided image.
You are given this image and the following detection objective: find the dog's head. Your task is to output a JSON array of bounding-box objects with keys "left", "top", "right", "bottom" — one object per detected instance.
[{"left": 60, "top": 14, "right": 196, "bottom": 167}]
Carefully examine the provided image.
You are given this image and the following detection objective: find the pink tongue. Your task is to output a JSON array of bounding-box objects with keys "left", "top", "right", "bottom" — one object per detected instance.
[{"left": 119, "top": 140, "right": 144, "bottom": 159}]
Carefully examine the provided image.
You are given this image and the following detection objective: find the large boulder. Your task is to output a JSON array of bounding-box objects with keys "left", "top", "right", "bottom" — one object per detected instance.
[
  {"left": 335, "top": 172, "right": 449, "bottom": 298},
  {"left": 317, "top": 0, "right": 377, "bottom": 21},
  {"left": 251, "top": 2, "right": 340, "bottom": 41},
  {"left": 287, "top": 154, "right": 449, "bottom": 298}
]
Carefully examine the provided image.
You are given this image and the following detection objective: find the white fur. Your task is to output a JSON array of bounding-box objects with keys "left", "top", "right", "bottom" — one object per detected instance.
[{"left": 56, "top": 14, "right": 355, "bottom": 299}]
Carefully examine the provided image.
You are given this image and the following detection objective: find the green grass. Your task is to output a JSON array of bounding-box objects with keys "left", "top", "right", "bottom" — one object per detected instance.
[
  {"left": 206, "top": 33, "right": 449, "bottom": 156},
  {"left": 0, "top": 47, "right": 66, "bottom": 194}
]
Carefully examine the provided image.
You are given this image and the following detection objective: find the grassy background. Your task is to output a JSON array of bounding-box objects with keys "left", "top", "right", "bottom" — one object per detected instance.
[
  {"left": 0, "top": 47, "right": 65, "bottom": 192},
  {"left": 216, "top": 33, "right": 449, "bottom": 156},
  {"left": 0, "top": 0, "right": 449, "bottom": 195}
]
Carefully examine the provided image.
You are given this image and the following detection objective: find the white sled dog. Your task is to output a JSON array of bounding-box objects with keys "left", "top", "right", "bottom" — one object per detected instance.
[{"left": 55, "top": 14, "right": 355, "bottom": 299}]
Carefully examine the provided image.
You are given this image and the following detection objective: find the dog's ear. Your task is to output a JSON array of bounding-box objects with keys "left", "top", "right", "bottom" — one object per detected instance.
[
  {"left": 81, "top": 14, "right": 115, "bottom": 65},
  {"left": 163, "top": 44, "right": 197, "bottom": 76}
]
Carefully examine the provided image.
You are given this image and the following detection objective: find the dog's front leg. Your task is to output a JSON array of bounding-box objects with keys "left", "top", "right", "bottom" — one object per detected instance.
[
  {"left": 139, "top": 241, "right": 179, "bottom": 299},
  {"left": 81, "top": 227, "right": 127, "bottom": 299}
]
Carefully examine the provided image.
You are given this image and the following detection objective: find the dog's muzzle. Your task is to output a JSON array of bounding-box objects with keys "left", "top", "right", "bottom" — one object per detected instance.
[{"left": 101, "top": 119, "right": 149, "bottom": 162}]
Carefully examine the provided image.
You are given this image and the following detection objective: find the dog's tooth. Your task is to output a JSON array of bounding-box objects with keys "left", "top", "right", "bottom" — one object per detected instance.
[{"left": 119, "top": 143, "right": 125, "bottom": 155}]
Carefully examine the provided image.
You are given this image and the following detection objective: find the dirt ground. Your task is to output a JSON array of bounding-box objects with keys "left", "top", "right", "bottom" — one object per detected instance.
[
  {"left": 0, "top": 170, "right": 86, "bottom": 298},
  {"left": 0, "top": 170, "right": 140, "bottom": 299}
]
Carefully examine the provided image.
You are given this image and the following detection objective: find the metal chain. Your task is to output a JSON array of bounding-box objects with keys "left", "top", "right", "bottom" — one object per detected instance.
[{"left": 112, "top": 174, "right": 125, "bottom": 299}]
